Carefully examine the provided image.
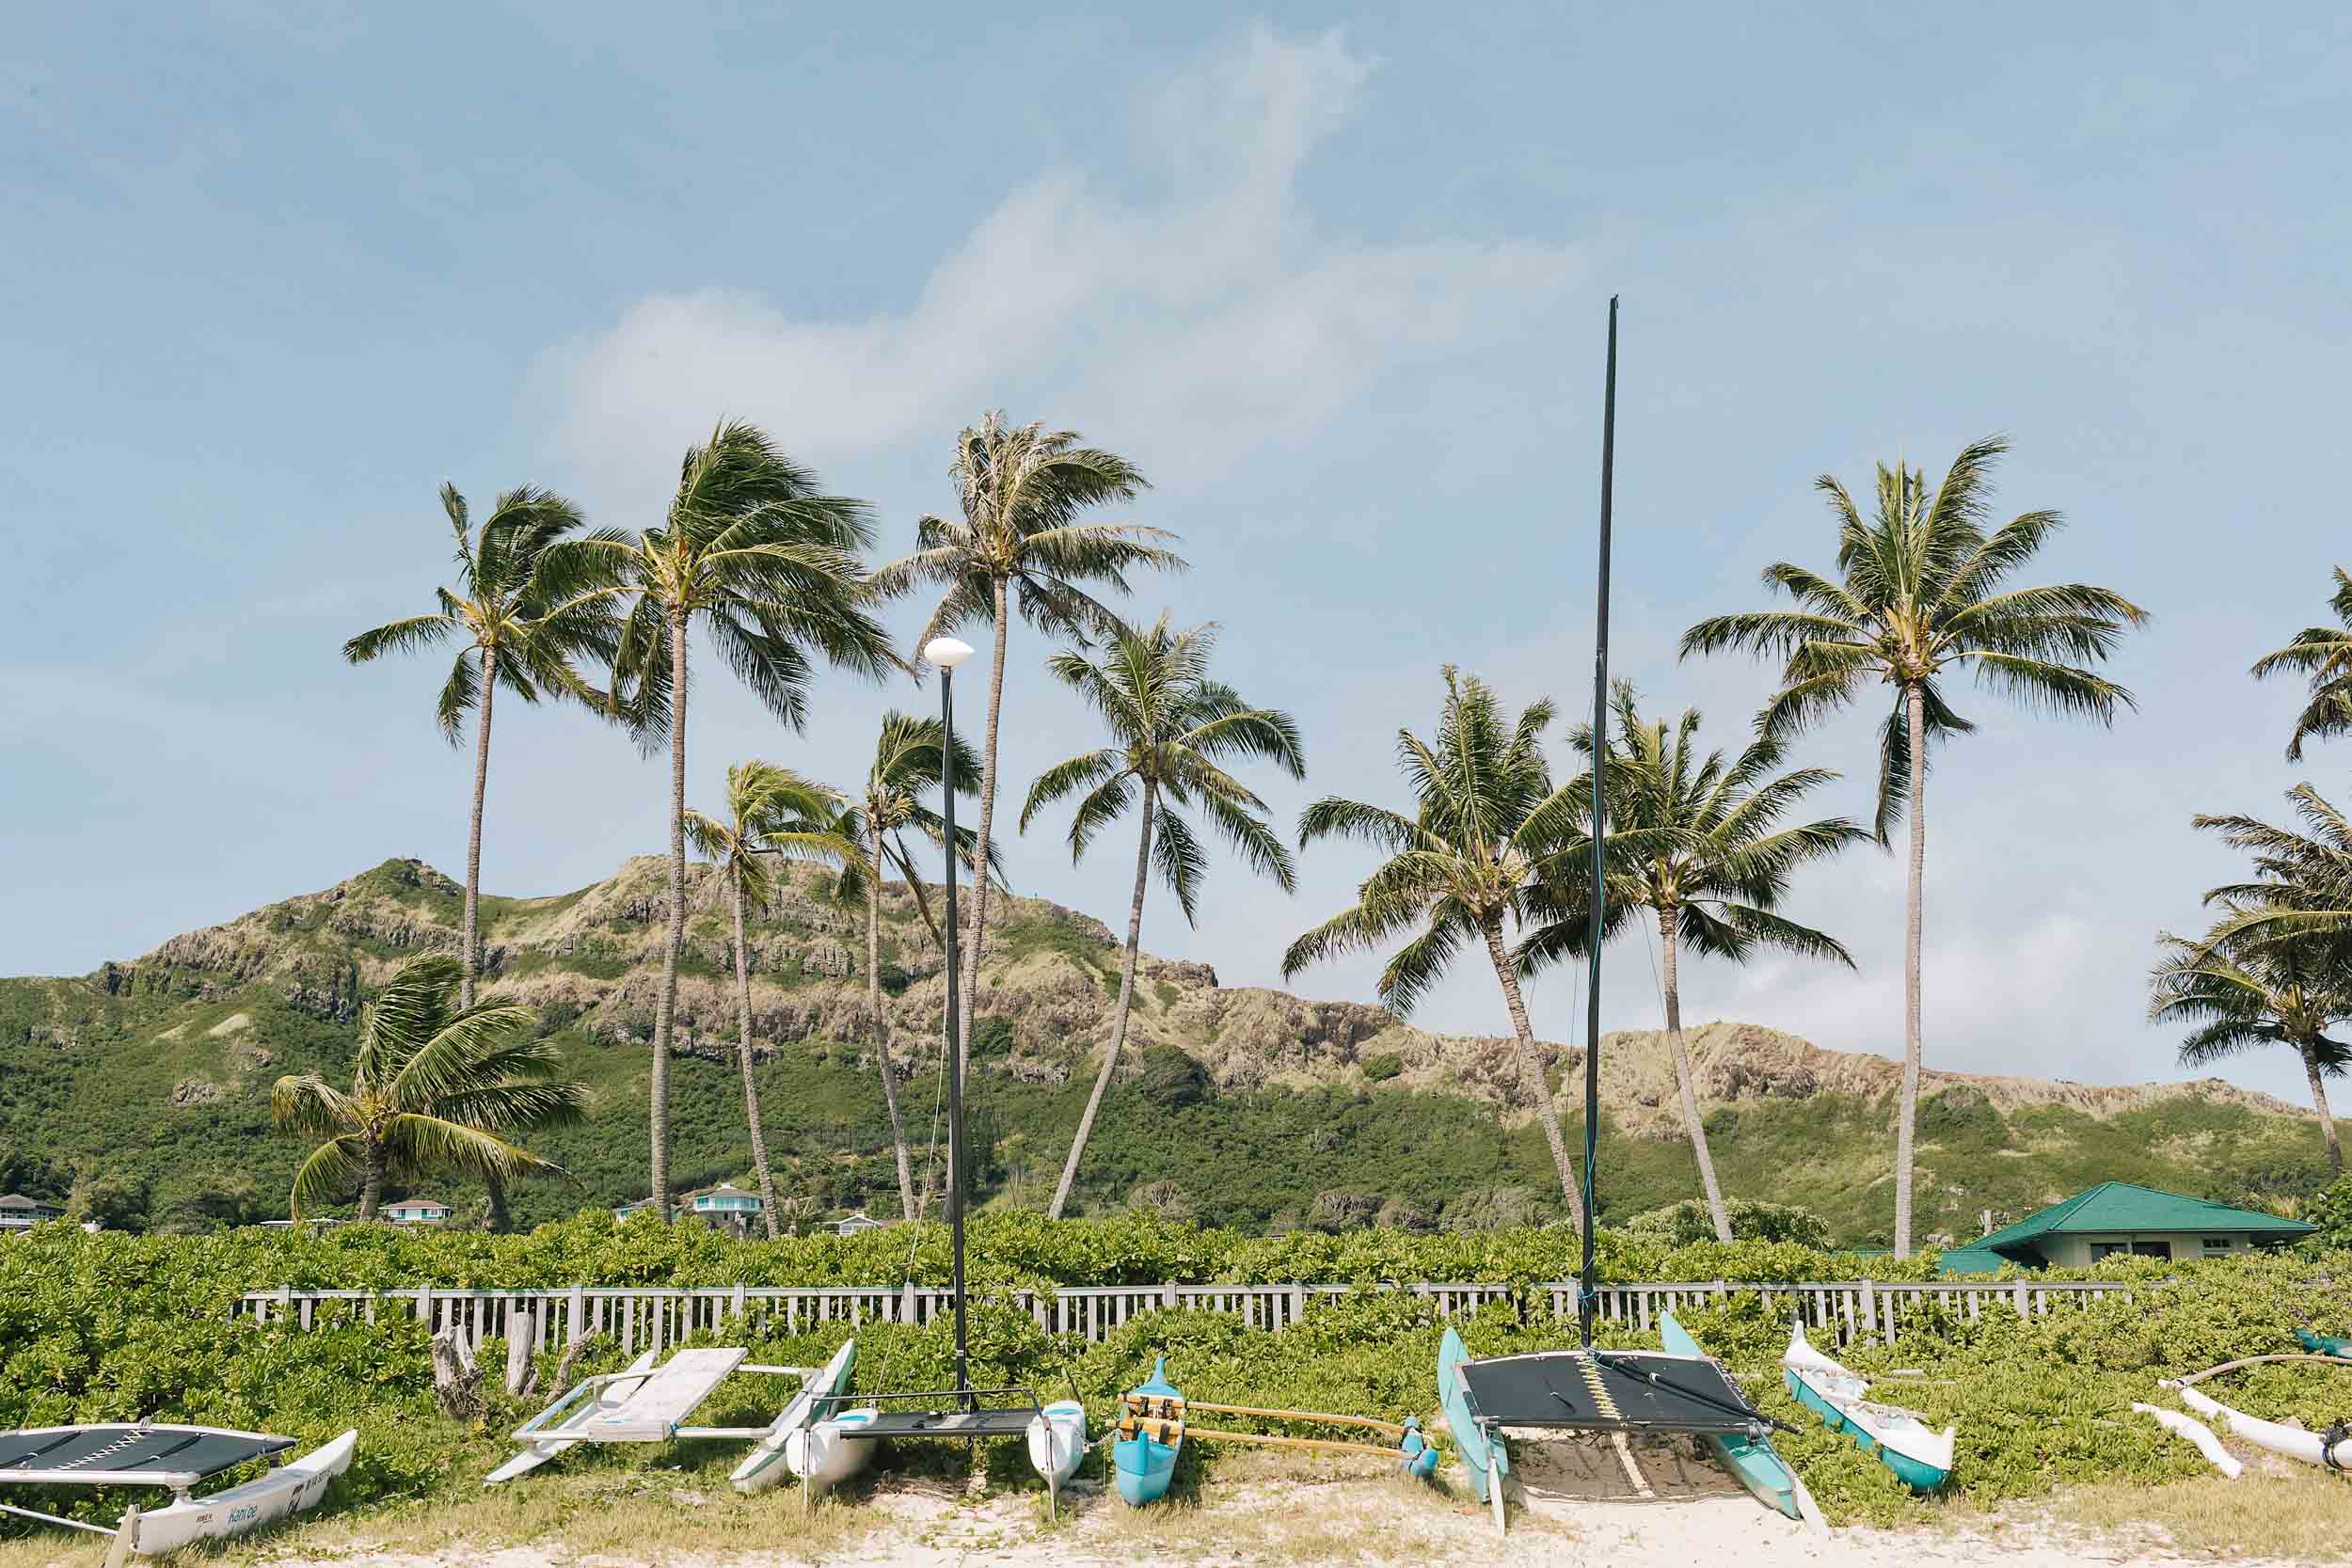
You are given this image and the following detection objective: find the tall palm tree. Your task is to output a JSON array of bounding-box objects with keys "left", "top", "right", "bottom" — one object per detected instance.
[
  {"left": 342, "top": 483, "right": 612, "bottom": 1011},
  {"left": 876, "top": 412, "right": 1180, "bottom": 1070},
  {"left": 2251, "top": 567, "right": 2352, "bottom": 760},
  {"left": 549, "top": 420, "right": 895, "bottom": 1221},
  {"left": 686, "top": 762, "right": 866, "bottom": 1239},
  {"left": 1524, "top": 682, "right": 1866, "bottom": 1242},
  {"left": 827, "top": 711, "right": 992, "bottom": 1221},
  {"left": 2190, "top": 786, "right": 2352, "bottom": 960},
  {"left": 1024, "top": 617, "right": 1305, "bottom": 1219},
  {"left": 1282, "top": 668, "right": 1592, "bottom": 1227},
  {"left": 2151, "top": 918, "right": 2350, "bottom": 1176},
  {"left": 1681, "top": 436, "right": 2147, "bottom": 1255},
  {"left": 271, "top": 955, "right": 585, "bottom": 1222}
]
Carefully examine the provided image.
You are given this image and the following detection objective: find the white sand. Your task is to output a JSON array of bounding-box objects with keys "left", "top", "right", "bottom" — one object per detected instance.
[{"left": 238, "top": 1440, "right": 2241, "bottom": 1568}]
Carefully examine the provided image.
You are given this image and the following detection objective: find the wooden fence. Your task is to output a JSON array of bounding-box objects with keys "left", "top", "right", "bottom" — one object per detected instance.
[{"left": 236, "top": 1277, "right": 2139, "bottom": 1359}]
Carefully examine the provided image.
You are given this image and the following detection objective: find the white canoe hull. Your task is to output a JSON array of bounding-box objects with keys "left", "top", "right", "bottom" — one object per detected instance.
[
  {"left": 1783, "top": 1321, "right": 1955, "bottom": 1490},
  {"left": 1026, "top": 1401, "right": 1086, "bottom": 1489},
  {"left": 2170, "top": 1383, "right": 2352, "bottom": 1468},
  {"left": 732, "top": 1340, "right": 859, "bottom": 1495},
  {"left": 788, "top": 1409, "right": 878, "bottom": 1492},
  {"left": 119, "top": 1430, "right": 355, "bottom": 1558}
]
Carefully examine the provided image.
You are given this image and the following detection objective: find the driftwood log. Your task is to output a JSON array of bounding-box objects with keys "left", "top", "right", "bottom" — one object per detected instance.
[
  {"left": 430, "top": 1325, "right": 485, "bottom": 1420},
  {"left": 550, "top": 1331, "right": 606, "bottom": 1397},
  {"left": 505, "top": 1310, "right": 539, "bottom": 1400}
]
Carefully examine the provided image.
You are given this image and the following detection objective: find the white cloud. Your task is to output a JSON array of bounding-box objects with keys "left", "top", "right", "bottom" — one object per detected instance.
[{"left": 529, "top": 26, "right": 1580, "bottom": 501}]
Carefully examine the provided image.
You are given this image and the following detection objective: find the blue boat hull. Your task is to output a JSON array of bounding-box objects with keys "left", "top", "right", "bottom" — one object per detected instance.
[
  {"left": 1658, "top": 1314, "right": 1802, "bottom": 1522},
  {"left": 1114, "top": 1433, "right": 1178, "bottom": 1505},
  {"left": 1782, "top": 1370, "right": 1951, "bottom": 1492}
]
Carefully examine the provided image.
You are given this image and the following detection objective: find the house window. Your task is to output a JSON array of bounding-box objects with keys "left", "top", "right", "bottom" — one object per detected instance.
[{"left": 2201, "top": 1237, "right": 2234, "bottom": 1252}]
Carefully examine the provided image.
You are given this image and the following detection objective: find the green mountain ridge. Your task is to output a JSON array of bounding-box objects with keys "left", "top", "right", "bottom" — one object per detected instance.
[{"left": 0, "top": 857, "right": 2331, "bottom": 1244}]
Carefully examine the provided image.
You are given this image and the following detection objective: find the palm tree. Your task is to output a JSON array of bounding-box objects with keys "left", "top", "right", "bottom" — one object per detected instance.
[
  {"left": 342, "top": 483, "right": 612, "bottom": 1011},
  {"left": 271, "top": 955, "right": 584, "bottom": 1222},
  {"left": 550, "top": 420, "right": 895, "bottom": 1221},
  {"left": 686, "top": 762, "right": 866, "bottom": 1239},
  {"left": 2190, "top": 785, "right": 2352, "bottom": 965},
  {"left": 876, "top": 412, "right": 1180, "bottom": 1070},
  {"left": 1524, "top": 682, "right": 1866, "bottom": 1242},
  {"left": 1024, "top": 617, "right": 1305, "bottom": 1219},
  {"left": 1681, "top": 436, "right": 2147, "bottom": 1255},
  {"left": 2151, "top": 917, "right": 2350, "bottom": 1176},
  {"left": 1282, "top": 667, "right": 1592, "bottom": 1226},
  {"left": 827, "top": 711, "right": 992, "bottom": 1221},
  {"left": 2251, "top": 567, "right": 2352, "bottom": 760}
]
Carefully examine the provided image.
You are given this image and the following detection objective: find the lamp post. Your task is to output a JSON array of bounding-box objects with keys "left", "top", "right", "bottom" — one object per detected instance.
[{"left": 923, "top": 635, "right": 977, "bottom": 1405}]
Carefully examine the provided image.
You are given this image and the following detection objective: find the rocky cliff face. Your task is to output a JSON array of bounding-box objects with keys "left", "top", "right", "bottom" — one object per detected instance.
[{"left": 78, "top": 856, "right": 2310, "bottom": 1132}]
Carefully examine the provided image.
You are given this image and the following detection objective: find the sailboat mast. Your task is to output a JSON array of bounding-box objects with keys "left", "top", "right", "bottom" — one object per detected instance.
[
  {"left": 940, "top": 664, "right": 970, "bottom": 1404},
  {"left": 1578, "top": 295, "right": 1618, "bottom": 1347}
]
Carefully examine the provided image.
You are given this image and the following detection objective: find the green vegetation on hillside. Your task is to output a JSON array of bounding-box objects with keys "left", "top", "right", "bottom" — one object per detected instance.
[{"left": 3, "top": 961, "right": 2334, "bottom": 1242}]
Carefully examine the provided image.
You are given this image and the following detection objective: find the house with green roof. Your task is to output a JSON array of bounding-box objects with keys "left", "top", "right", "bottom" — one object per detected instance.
[{"left": 1938, "top": 1181, "right": 2313, "bottom": 1275}]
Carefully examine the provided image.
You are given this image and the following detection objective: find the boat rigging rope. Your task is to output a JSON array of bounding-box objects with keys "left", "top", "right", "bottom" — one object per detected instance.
[{"left": 868, "top": 1003, "right": 954, "bottom": 1397}]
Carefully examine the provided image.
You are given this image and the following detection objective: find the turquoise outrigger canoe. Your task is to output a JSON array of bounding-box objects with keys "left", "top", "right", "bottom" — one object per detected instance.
[
  {"left": 1781, "top": 1319, "right": 1954, "bottom": 1492},
  {"left": 2296, "top": 1327, "right": 2352, "bottom": 1359},
  {"left": 1437, "top": 1327, "right": 1508, "bottom": 1508},
  {"left": 1113, "top": 1356, "right": 1183, "bottom": 1505},
  {"left": 1658, "top": 1313, "right": 1804, "bottom": 1522}
]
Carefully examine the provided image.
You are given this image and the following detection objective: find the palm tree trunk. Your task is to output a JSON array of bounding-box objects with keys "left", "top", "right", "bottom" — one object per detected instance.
[
  {"left": 463, "top": 644, "right": 496, "bottom": 1008},
  {"left": 483, "top": 1171, "right": 509, "bottom": 1233},
  {"left": 1660, "top": 908, "right": 1732, "bottom": 1243},
  {"left": 1481, "top": 918, "right": 1586, "bottom": 1230},
  {"left": 955, "top": 576, "right": 1011, "bottom": 1073},
  {"left": 870, "top": 835, "right": 917, "bottom": 1221},
  {"left": 1050, "top": 783, "right": 1155, "bottom": 1220},
  {"left": 731, "top": 867, "right": 781, "bottom": 1240},
  {"left": 2304, "top": 1043, "right": 2344, "bottom": 1176},
  {"left": 646, "top": 609, "right": 690, "bottom": 1223},
  {"left": 358, "top": 1141, "right": 385, "bottom": 1224},
  {"left": 1893, "top": 681, "right": 1928, "bottom": 1259}
]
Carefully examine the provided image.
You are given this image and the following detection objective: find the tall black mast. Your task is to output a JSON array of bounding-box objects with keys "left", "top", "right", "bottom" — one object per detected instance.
[
  {"left": 940, "top": 660, "right": 970, "bottom": 1406},
  {"left": 1578, "top": 295, "right": 1618, "bottom": 1348}
]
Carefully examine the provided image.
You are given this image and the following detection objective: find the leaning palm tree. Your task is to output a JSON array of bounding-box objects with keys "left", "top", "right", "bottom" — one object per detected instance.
[
  {"left": 687, "top": 762, "right": 866, "bottom": 1239},
  {"left": 549, "top": 420, "right": 895, "bottom": 1221},
  {"left": 2190, "top": 785, "right": 2352, "bottom": 955},
  {"left": 342, "top": 483, "right": 613, "bottom": 1011},
  {"left": 1024, "top": 617, "right": 1305, "bottom": 1219},
  {"left": 1283, "top": 667, "right": 1593, "bottom": 1226},
  {"left": 2151, "top": 917, "right": 2351, "bottom": 1176},
  {"left": 1524, "top": 682, "right": 1867, "bottom": 1242},
  {"left": 876, "top": 413, "right": 1180, "bottom": 1066},
  {"left": 271, "top": 955, "right": 584, "bottom": 1222},
  {"left": 2251, "top": 567, "right": 2352, "bottom": 760},
  {"left": 827, "top": 711, "right": 993, "bottom": 1221},
  {"left": 1681, "top": 436, "right": 2147, "bottom": 1255}
]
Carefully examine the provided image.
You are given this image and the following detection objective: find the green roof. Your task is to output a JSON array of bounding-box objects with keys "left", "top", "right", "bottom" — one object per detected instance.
[
  {"left": 1972, "top": 1182, "right": 2312, "bottom": 1255},
  {"left": 1935, "top": 1245, "right": 2013, "bottom": 1276}
]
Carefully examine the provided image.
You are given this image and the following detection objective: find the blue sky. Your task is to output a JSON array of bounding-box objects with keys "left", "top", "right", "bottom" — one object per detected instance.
[{"left": 8, "top": 5, "right": 2351, "bottom": 1105}]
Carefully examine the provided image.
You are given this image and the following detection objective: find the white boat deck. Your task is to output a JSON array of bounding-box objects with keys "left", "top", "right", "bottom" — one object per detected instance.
[{"left": 580, "top": 1348, "right": 749, "bottom": 1442}]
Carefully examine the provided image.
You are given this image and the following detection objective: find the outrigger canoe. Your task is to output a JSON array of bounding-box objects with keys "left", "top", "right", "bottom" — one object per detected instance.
[
  {"left": 730, "top": 1339, "right": 860, "bottom": 1495},
  {"left": 2296, "top": 1327, "right": 2352, "bottom": 1359},
  {"left": 1113, "top": 1357, "right": 1184, "bottom": 1505},
  {"left": 1659, "top": 1313, "right": 1805, "bottom": 1522},
  {"left": 2168, "top": 1382, "right": 2352, "bottom": 1469},
  {"left": 1781, "top": 1319, "right": 1955, "bottom": 1491}
]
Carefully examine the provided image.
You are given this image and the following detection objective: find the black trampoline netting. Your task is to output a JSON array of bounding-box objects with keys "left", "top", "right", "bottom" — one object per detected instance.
[
  {"left": 1456, "top": 1351, "right": 1767, "bottom": 1435},
  {"left": 0, "top": 1426, "right": 294, "bottom": 1489}
]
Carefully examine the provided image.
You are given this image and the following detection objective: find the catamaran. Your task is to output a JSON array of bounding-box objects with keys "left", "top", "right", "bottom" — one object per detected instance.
[
  {"left": 0, "top": 1422, "right": 354, "bottom": 1562},
  {"left": 1432, "top": 299, "right": 1820, "bottom": 1536}
]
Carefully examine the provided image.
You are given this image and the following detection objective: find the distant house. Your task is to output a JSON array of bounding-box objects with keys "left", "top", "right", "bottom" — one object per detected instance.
[
  {"left": 0, "top": 1193, "right": 66, "bottom": 1232},
  {"left": 385, "top": 1197, "right": 454, "bottom": 1226},
  {"left": 681, "top": 1184, "right": 764, "bottom": 1233},
  {"left": 612, "top": 1196, "right": 664, "bottom": 1222},
  {"left": 832, "top": 1210, "right": 888, "bottom": 1236},
  {"left": 1938, "top": 1181, "right": 2314, "bottom": 1275}
]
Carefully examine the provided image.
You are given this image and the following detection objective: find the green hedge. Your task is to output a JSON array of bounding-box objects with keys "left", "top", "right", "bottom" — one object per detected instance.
[{"left": 5, "top": 1217, "right": 2344, "bottom": 1539}]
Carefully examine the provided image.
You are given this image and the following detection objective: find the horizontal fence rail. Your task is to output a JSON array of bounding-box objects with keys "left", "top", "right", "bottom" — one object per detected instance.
[{"left": 235, "top": 1277, "right": 2142, "bottom": 1358}]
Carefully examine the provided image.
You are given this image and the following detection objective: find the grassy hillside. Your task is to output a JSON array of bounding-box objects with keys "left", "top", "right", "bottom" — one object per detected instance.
[{"left": 0, "top": 857, "right": 2334, "bottom": 1243}]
